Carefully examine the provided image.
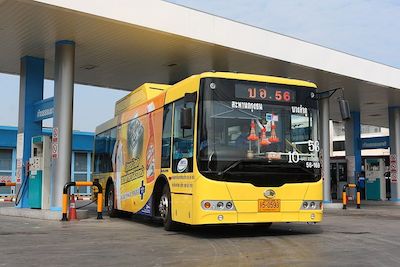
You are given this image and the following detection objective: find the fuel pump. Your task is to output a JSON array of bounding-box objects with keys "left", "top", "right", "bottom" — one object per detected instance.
[
  {"left": 28, "top": 136, "right": 51, "bottom": 209},
  {"left": 365, "top": 158, "right": 386, "bottom": 200}
]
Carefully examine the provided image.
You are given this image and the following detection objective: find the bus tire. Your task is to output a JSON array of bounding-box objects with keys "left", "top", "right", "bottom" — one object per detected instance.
[
  {"left": 159, "top": 184, "right": 179, "bottom": 231},
  {"left": 106, "top": 182, "right": 118, "bottom": 217}
]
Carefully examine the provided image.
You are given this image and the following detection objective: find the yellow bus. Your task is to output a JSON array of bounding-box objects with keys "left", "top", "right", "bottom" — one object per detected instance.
[{"left": 93, "top": 72, "right": 322, "bottom": 230}]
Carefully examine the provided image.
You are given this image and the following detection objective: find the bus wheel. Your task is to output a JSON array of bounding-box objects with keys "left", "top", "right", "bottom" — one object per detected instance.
[
  {"left": 106, "top": 183, "right": 118, "bottom": 217},
  {"left": 159, "top": 185, "right": 178, "bottom": 231}
]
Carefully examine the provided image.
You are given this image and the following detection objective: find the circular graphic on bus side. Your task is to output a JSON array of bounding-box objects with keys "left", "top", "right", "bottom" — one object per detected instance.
[{"left": 177, "top": 158, "right": 188, "bottom": 173}]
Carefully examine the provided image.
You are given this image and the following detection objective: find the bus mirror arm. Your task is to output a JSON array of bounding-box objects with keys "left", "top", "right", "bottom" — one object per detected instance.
[
  {"left": 314, "top": 87, "right": 351, "bottom": 121},
  {"left": 184, "top": 92, "right": 197, "bottom": 103}
]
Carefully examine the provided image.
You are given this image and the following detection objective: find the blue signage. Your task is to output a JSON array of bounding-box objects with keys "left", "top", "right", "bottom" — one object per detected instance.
[
  {"left": 361, "top": 136, "right": 389, "bottom": 150},
  {"left": 34, "top": 97, "right": 54, "bottom": 122}
]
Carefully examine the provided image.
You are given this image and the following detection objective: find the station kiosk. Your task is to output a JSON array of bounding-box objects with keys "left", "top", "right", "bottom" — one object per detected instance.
[{"left": 365, "top": 158, "right": 386, "bottom": 200}]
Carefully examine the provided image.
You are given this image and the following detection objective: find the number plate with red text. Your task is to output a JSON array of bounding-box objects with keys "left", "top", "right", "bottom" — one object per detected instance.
[{"left": 258, "top": 199, "right": 280, "bottom": 212}]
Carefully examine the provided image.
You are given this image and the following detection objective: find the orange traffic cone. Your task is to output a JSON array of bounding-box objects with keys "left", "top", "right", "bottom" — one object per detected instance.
[
  {"left": 68, "top": 194, "right": 78, "bottom": 221},
  {"left": 247, "top": 120, "right": 258, "bottom": 141},
  {"left": 269, "top": 123, "right": 280, "bottom": 143},
  {"left": 260, "top": 127, "right": 270, "bottom": 146}
]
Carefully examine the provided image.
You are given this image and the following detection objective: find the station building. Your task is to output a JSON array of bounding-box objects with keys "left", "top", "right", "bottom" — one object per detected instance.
[
  {"left": 0, "top": 120, "right": 393, "bottom": 202},
  {"left": 329, "top": 122, "right": 391, "bottom": 201}
]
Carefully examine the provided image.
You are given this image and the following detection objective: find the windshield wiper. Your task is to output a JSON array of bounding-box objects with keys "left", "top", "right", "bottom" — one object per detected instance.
[
  {"left": 216, "top": 159, "right": 317, "bottom": 177},
  {"left": 292, "top": 163, "right": 319, "bottom": 176},
  {"left": 217, "top": 159, "right": 245, "bottom": 177},
  {"left": 217, "top": 158, "right": 271, "bottom": 176}
]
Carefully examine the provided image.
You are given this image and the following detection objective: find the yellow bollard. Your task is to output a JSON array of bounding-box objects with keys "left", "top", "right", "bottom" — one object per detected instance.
[
  {"left": 61, "top": 193, "right": 68, "bottom": 221},
  {"left": 356, "top": 191, "right": 361, "bottom": 209},
  {"left": 97, "top": 193, "right": 103, "bottom": 219},
  {"left": 342, "top": 191, "right": 347, "bottom": 209}
]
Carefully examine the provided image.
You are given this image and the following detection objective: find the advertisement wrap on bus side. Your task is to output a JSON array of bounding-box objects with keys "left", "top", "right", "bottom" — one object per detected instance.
[{"left": 112, "top": 95, "right": 164, "bottom": 214}]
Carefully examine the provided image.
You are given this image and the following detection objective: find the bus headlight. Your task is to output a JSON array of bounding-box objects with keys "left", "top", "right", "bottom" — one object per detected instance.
[
  {"left": 225, "top": 202, "right": 233, "bottom": 210},
  {"left": 301, "top": 201, "right": 322, "bottom": 210},
  {"left": 201, "top": 200, "right": 236, "bottom": 211}
]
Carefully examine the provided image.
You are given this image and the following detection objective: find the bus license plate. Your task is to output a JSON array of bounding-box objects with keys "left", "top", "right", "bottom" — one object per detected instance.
[{"left": 258, "top": 199, "right": 280, "bottom": 212}]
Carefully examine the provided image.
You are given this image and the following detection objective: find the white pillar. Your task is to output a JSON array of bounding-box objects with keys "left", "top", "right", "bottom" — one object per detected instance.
[
  {"left": 320, "top": 97, "right": 331, "bottom": 202},
  {"left": 51, "top": 40, "right": 75, "bottom": 209},
  {"left": 388, "top": 107, "right": 400, "bottom": 201}
]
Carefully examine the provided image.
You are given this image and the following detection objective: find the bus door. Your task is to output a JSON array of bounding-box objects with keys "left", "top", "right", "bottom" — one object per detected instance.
[{"left": 169, "top": 97, "right": 195, "bottom": 223}]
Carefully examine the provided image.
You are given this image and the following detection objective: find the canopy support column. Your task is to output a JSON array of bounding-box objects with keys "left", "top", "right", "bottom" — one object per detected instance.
[
  {"left": 51, "top": 40, "right": 75, "bottom": 210},
  {"left": 16, "top": 56, "right": 44, "bottom": 208},
  {"left": 320, "top": 97, "right": 331, "bottom": 203}
]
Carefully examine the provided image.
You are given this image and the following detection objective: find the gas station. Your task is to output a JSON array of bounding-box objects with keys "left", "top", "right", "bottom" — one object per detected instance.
[{"left": 1, "top": 0, "right": 400, "bottom": 217}]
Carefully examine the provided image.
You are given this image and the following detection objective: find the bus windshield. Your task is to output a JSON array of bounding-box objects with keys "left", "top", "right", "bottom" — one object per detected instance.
[{"left": 197, "top": 78, "right": 321, "bottom": 187}]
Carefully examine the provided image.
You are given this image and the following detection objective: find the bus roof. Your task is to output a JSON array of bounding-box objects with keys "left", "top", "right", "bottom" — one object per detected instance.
[
  {"left": 114, "top": 83, "right": 171, "bottom": 116},
  {"left": 96, "top": 72, "right": 317, "bottom": 135},
  {"left": 197, "top": 72, "right": 317, "bottom": 88}
]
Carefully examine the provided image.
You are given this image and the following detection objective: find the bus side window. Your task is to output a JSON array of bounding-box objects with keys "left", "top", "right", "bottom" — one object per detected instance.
[
  {"left": 94, "top": 133, "right": 104, "bottom": 173},
  {"left": 161, "top": 104, "right": 173, "bottom": 168},
  {"left": 172, "top": 99, "right": 194, "bottom": 173},
  {"left": 94, "top": 128, "right": 116, "bottom": 173},
  {"left": 108, "top": 127, "right": 117, "bottom": 172}
]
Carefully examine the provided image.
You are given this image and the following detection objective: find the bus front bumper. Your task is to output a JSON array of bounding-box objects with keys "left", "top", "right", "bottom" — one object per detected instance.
[
  {"left": 194, "top": 200, "right": 323, "bottom": 225},
  {"left": 195, "top": 211, "right": 322, "bottom": 225}
]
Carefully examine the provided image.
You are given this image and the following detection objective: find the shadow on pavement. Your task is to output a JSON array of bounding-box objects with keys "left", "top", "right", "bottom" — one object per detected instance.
[
  {"left": 118, "top": 212, "right": 323, "bottom": 238},
  {"left": 178, "top": 223, "right": 323, "bottom": 238}
]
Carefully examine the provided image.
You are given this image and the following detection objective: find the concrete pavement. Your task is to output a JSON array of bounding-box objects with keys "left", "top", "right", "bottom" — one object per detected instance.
[{"left": 0, "top": 203, "right": 399, "bottom": 267}]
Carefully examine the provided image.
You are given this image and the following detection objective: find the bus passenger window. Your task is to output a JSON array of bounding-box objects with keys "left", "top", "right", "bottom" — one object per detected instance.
[
  {"left": 172, "top": 99, "right": 194, "bottom": 173},
  {"left": 161, "top": 104, "right": 173, "bottom": 168},
  {"left": 94, "top": 127, "right": 116, "bottom": 173}
]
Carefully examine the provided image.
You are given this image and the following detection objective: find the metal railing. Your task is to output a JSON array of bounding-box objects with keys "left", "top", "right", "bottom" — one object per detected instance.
[
  {"left": 0, "top": 182, "right": 16, "bottom": 187},
  {"left": 342, "top": 183, "right": 361, "bottom": 209},
  {"left": 61, "top": 180, "right": 103, "bottom": 221}
]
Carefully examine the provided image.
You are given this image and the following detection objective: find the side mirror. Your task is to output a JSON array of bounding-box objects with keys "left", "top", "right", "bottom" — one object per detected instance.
[
  {"left": 338, "top": 99, "right": 351, "bottom": 120},
  {"left": 180, "top": 107, "right": 192, "bottom": 129}
]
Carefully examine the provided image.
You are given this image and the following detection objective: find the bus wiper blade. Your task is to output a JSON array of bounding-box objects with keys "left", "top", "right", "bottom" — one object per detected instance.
[
  {"left": 292, "top": 163, "right": 316, "bottom": 176},
  {"left": 217, "top": 159, "right": 245, "bottom": 177},
  {"left": 217, "top": 159, "right": 268, "bottom": 176},
  {"left": 217, "top": 159, "right": 316, "bottom": 177}
]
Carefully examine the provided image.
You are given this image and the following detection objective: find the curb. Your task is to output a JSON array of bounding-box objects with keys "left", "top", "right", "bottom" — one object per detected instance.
[{"left": 0, "top": 207, "right": 89, "bottom": 221}]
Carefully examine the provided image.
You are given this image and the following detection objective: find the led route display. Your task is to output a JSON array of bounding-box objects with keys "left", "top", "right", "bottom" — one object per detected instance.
[{"left": 235, "top": 83, "right": 296, "bottom": 103}]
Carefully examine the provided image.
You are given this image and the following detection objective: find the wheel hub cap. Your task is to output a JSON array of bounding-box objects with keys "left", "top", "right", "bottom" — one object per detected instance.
[{"left": 159, "top": 194, "right": 169, "bottom": 219}]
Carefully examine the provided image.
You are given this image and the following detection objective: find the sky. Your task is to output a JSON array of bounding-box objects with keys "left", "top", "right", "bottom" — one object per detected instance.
[
  {"left": 0, "top": 74, "right": 128, "bottom": 132},
  {"left": 1, "top": 0, "right": 399, "bottom": 132},
  {"left": 167, "top": 0, "right": 400, "bottom": 68}
]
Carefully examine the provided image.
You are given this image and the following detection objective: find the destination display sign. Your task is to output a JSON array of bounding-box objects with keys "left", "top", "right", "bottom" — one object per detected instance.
[{"left": 235, "top": 83, "right": 296, "bottom": 103}]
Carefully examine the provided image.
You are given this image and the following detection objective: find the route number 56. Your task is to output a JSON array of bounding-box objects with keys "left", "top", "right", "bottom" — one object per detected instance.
[{"left": 308, "top": 140, "right": 320, "bottom": 152}]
